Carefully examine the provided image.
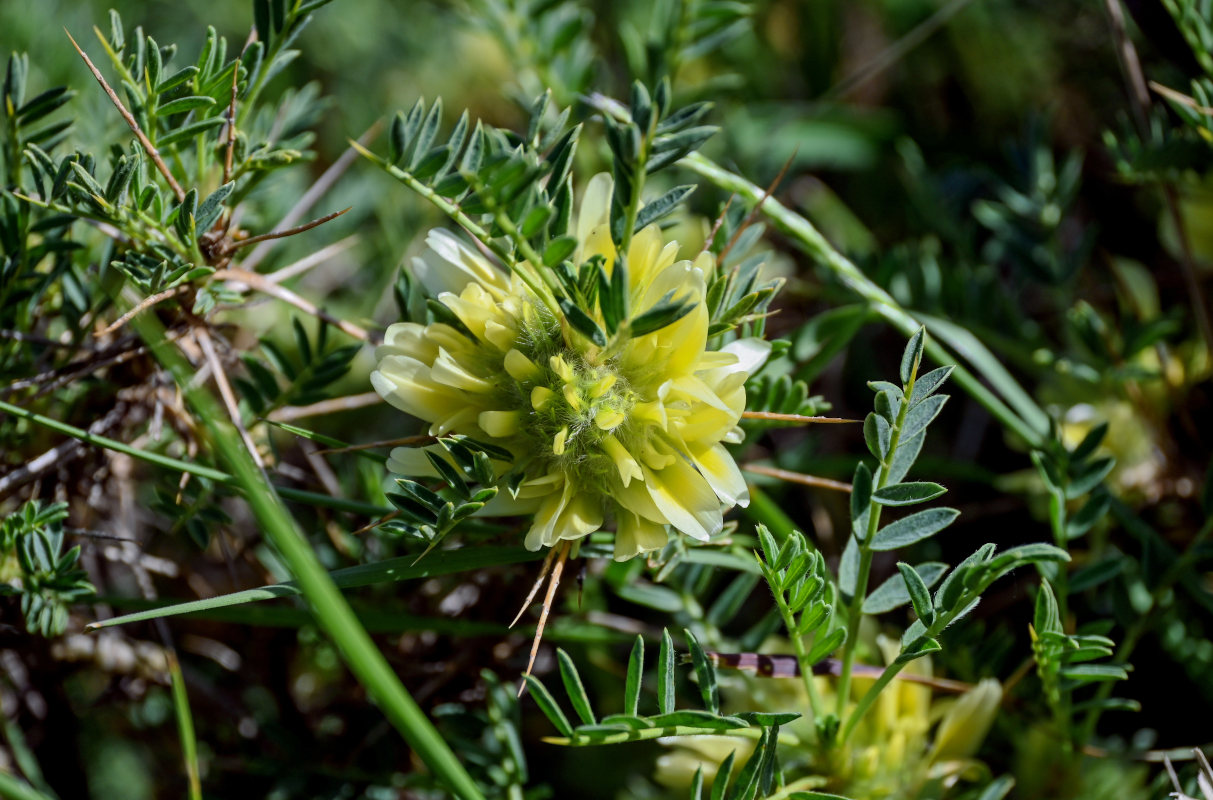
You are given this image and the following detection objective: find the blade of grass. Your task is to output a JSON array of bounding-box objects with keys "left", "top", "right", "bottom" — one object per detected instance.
[
  {"left": 88, "top": 546, "right": 544, "bottom": 629},
  {"left": 0, "top": 774, "right": 55, "bottom": 800},
  {"left": 126, "top": 313, "right": 486, "bottom": 800},
  {"left": 679, "top": 151, "right": 1047, "bottom": 449},
  {"left": 168, "top": 655, "right": 202, "bottom": 800}
]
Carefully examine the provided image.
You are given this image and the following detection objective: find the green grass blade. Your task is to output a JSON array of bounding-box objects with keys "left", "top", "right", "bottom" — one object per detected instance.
[
  {"left": 0, "top": 774, "right": 55, "bottom": 800},
  {"left": 678, "top": 152, "right": 1046, "bottom": 450},
  {"left": 683, "top": 628, "right": 718, "bottom": 714},
  {"left": 126, "top": 312, "right": 486, "bottom": 800},
  {"left": 524, "top": 674, "right": 573, "bottom": 737},
  {"left": 169, "top": 655, "right": 202, "bottom": 800},
  {"left": 88, "top": 545, "right": 543, "bottom": 629},
  {"left": 913, "top": 312, "right": 1049, "bottom": 436}
]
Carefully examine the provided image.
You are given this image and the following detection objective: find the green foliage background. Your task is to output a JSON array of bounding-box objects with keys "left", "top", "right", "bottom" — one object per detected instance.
[{"left": 1, "top": 0, "right": 1211, "bottom": 798}]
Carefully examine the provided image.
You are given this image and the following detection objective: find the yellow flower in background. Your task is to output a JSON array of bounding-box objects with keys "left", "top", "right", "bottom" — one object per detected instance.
[
  {"left": 654, "top": 636, "right": 1004, "bottom": 799},
  {"left": 371, "top": 174, "right": 769, "bottom": 560}
]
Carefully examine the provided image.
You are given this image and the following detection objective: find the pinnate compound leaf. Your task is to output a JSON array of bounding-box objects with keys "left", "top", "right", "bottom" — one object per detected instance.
[
  {"left": 710, "top": 751, "right": 736, "bottom": 800},
  {"left": 900, "top": 394, "right": 947, "bottom": 442},
  {"left": 646, "top": 711, "right": 748, "bottom": 730},
  {"left": 635, "top": 184, "right": 695, "bottom": 231},
  {"left": 910, "top": 365, "right": 953, "bottom": 404},
  {"left": 806, "top": 627, "right": 845, "bottom": 664},
  {"left": 863, "top": 412, "right": 891, "bottom": 459},
  {"left": 897, "top": 562, "right": 934, "bottom": 625}
]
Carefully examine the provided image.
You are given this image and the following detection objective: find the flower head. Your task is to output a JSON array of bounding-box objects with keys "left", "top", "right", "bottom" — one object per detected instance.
[{"left": 372, "top": 175, "right": 769, "bottom": 560}]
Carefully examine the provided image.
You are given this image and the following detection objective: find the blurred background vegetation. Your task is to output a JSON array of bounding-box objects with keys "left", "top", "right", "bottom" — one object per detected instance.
[{"left": 1, "top": 0, "right": 1211, "bottom": 798}]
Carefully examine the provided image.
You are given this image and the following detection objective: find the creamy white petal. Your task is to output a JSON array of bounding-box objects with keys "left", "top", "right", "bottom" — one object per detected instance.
[
  {"left": 371, "top": 356, "right": 460, "bottom": 422},
  {"left": 613, "top": 511, "right": 669, "bottom": 561},
  {"left": 576, "top": 173, "right": 613, "bottom": 256},
  {"left": 722, "top": 337, "right": 772, "bottom": 377},
  {"left": 644, "top": 459, "right": 723, "bottom": 542},
  {"left": 692, "top": 443, "right": 749, "bottom": 507},
  {"left": 417, "top": 228, "right": 509, "bottom": 297},
  {"left": 385, "top": 446, "right": 442, "bottom": 476}
]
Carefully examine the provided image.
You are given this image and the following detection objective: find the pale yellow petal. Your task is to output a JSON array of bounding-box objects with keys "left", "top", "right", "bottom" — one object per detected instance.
[
  {"left": 576, "top": 173, "right": 613, "bottom": 249},
  {"left": 643, "top": 459, "right": 723, "bottom": 542},
  {"left": 692, "top": 443, "right": 749, "bottom": 507},
  {"left": 602, "top": 434, "right": 642, "bottom": 486},
  {"left": 371, "top": 356, "right": 460, "bottom": 422},
  {"left": 384, "top": 446, "right": 441, "bottom": 476},
  {"left": 431, "top": 348, "right": 494, "bottom": 392},
  {"left": 478, "top": 410, "right": 521, "bottom": 438},
  {"left": 417, "top": 228, "right": 509, "bottom": 297},
  {"left": 504, "top": 348, "right": 541, "bottom": 381},
  {"left": 930, "top": 679, "right": 1003, "bottom": 762},
  {"left": 613, "top": 511, "right": 669, "bottom": 561}
]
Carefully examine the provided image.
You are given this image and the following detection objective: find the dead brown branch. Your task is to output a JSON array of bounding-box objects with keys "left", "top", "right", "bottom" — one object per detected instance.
[
  {"left": 267, "top": 391, "right": 383, "bottom": 423},
  {"left": 740, "top": 411, "right": 858, "bottom": 424},
  {"left": 211, "top": 265, "right": 373, "bottom": 343},
  {"left": 66, "top": 29, "right": 185, "bottom": 202},
  {"left": 95, "top": 286, "right": 189, "bottom": 337},
  {"left": 742, "top": 463, "right": 853, "bottom": 493}
]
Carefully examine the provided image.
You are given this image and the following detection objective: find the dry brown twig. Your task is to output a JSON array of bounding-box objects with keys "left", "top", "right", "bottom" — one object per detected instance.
[
  {"left": 268, "top": 391, "right": 383, "bottom": 423},
  {"left": 66, "top": 29, "right": 186, "bottom": 202},
  {"left": 95, "top": 286, "right": 189, "bottom": 337},
  {"left": 718, "top": 150, "right": 796, "bottom": 264},
  {"left": 514, "top": 541, "right": 571, "bottom": 696},
  {"left": 223, "top": 29, "right": 258, "bottom": 186},
  {"left": 740, "top": 411, "right": 858, "bottom": 424},
  {"left": 194, "top": 326, "right": 265, "bottom": 470},
  {"left": 211, "top": 265, "right": 374, "bottom": 343},
  {"left": 220, "top": 208, "right": 352, "bottom": 257},
  {"left": 742, "top": 463, "right": 853, "bottom": 494}
]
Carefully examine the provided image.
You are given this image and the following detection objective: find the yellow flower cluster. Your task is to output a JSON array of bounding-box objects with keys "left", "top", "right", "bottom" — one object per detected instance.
[
  {"left": 371, "top": 175, "right": 769, "bottom": 560},
  {"left": 655, "top": 639, "right": 1003, "bottom": 797}
]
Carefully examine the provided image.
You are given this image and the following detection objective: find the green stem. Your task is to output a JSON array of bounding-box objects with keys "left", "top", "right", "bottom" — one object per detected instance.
[
  {"left": 125, "top": 311, "right": 486, "bottom": 800},
  {"left": 838, "top": 582, "right": 966, "bottom": 746},
  {"left": 776, "top": 591, "right": 824, "bottom": 727},
  {"left": 678, "top": 152, "right": 1047, "bottom": 450},
  {"left": 835, "top": 353, "right": 919, "bottom": 717},
  {"left": 548, "top": 724, "right": 802, "bottom": 748},
  {"left": 836, "top": 658, "right": 903, "bottom": 744},
  {"left": 1046, "top": 486, "right": 1071, "bottom": 627},
  {"left": 617, "top": 105, "right": 654, "bottom": 255},
  {"left": 168, "top": 655, "right": 202, "bottom": 800},
  {"left": 465, "top": 172, "right": 563, "bottom": 313}
]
